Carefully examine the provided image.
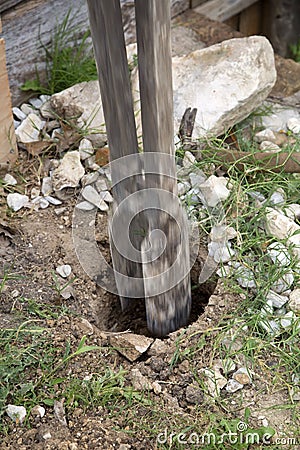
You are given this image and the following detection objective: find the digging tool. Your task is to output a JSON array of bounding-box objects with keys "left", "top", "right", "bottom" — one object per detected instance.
[{"left": 87, "top": 0, "right": 191, "bottom": 336}]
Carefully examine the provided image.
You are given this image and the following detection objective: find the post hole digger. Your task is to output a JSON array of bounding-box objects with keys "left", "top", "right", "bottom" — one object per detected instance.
[{"left": 86, "top": 0, "right": 192, "bottom": 337}]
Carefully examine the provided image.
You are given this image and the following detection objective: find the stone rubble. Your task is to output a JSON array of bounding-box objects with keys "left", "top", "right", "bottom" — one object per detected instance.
[
  {"left": 7, "top": 193, "right": 29, "bottom": 212},
  {"left": 56, "top": 264, "right": 72, "bottom": 278},
  {"left": 3, "top": 173, "right": 18, "bottom": 186},
  {"left": 6, "top": 405, "right": 27, "bottom": 424},
  {"left": 109, "top": 333, "right": 154, "bottom": 362}
]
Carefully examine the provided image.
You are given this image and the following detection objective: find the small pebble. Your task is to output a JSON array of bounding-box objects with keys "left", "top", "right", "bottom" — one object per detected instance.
[
  {"left": 271, "top": 271, "right": 294, "bottom": 294},
  {"left": 79, "top": 138, "right": 94, "bottom": 160},
  {"left": 41, "top": 177, "right": 53, "bottom": 196},
  {"left": 12, "top": 106, "right": 27, "bottom": 121},
  {"left": 82, "top": 185, "right": 109, "bottom": 211},
  {"left": 259, "top": 141, "right": 281, "bottom": 152},
  {"left": 254, "top": 128, "right": 276, "bottom": 143},
  {"left": 7, "top": 193, "right": 29, "bottom": 212},
  {"left": 266, "top": 290, "right": 288, "bottom": 309},
  {"left": 270, "top": 188, "right": 285, "bottom": 205},
  {"left": 31, "top": 405, "right": 45, "bottom": 418},
  {"left": 76, "top": 201, "right": 95, "bottom": 211},
  {"left": 30, "top": 187, "right": 40, "bottom": 199},
  {"left": 182, "top": 151, "right": 196, "bottom": 168},
  {"left": 266, "top": 242, "right": 290, "bottom": 267},
  {"left": 177, "top": 181, "right": 190, "bottom": 196},
  {"left": 287, "top": 117, "right": 300, "bottom": 134},
  {"left": 232, "top": 368, "right": 251, "bottom": 385},
  {"left": 280, "top": 311, "right": 297, "bottom": 329},
  {"left": 95, "top": 178, "right": 108, "bottom": 192},
  {"left": 6, "top": 405, "right": 26, "bottom": 424},
  {"left": 259, "top": 318, "right": 280, "bottom": 335},
  {"left": 100, "top": 190, "right": 113, "bottom": 203},
  {"left": 3, "top": 174, "right": 18, "bottom": 186},
  {"left": 20, "top": 103, "right": 36, "bottom": 116},
  {"left": 288, "top": 288, "right": 300, "bottom": 313},
  {"left": 56, "top": 264, "right": 72, "bottom": 278},
  {"left": 225, "top": 379, "right": 243, "bottom": 393},
  {"left": 29, "top": 97, "right": 43, "bottom": 109},
  {"left": 44, "top": 195, "right": 62, "bottom": 206}
]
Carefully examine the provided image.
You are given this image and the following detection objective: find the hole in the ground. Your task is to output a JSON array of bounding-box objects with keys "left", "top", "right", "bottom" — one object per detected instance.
[{"left": 98, "top": 255, "right": 216, "bottom": 337}]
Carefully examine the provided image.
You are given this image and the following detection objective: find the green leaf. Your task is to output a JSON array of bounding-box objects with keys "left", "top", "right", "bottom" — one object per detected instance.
[
  {"left": 74, "top": 345, "right": 101, "bottom": 356},
  {"left": 43, "top": 398, "right": 55, "bottom": 406}
]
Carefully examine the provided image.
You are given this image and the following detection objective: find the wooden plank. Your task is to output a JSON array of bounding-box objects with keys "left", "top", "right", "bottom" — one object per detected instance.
[
  {"left": 86, "top": 0, "right": 145, "bottom": 311},
  {"left": 2, "top": 0, "right": 190, "bottom": 106},
  {"left": 0, "top": 0, "right": 24, "bottom": 14},
  {"left": 239, "top": 1, "right": 261, "bottom": 35},
  {"left": 195, "top": 0, "right": 259, "bottom": 22},
  {"left": 0, "top": 37, "right": 17, "bottom": 168},
  {"left": 190, "top": 0, "right": 207, "bottom": 8},
  {"left": 224, "top": 14, "right": 240, "bottom": 30},
  {"left": 135, "top": 0, "right": 191, "bottom": 336}
]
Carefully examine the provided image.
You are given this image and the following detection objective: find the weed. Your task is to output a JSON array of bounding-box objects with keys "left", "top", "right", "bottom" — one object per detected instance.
[
  {"left": 0, "top": 267, "right": 23, "bottom": 294},
  {"left": 21, "top": 10, "right": 98, "bottom": 96},
  {"left": 290, "top": 40, "right": 300, "bottom": 63}
]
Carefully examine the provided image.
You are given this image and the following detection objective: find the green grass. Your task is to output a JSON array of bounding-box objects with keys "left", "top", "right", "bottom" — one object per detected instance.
[
  {"left": 21, "top": 10, "right": 98, "bottom": 96},
  {"left": 171, "top": 115, "right": 300, "bottom": 446},
  {"left": 290, "top": 40, "right": 300, "bottom": 63}
]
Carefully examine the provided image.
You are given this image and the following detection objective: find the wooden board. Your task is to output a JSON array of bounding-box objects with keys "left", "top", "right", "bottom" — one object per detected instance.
[
  {"left": 239, "top": 0, "right": 262, "bottom": 35},
  {"left": 2, "top": 0, "right": 190, "bottom": 106},
  {"left": 0, "top": 35, "right": 17, "bottom": 168},
  {"left": 190, "top": 0, "right": 208, "bottom": 8},
  {"left": 0, "top": 0, "right": 24, "bottom": 13},
  {"left": 195, "top": 0, "right": 259, "bottom": 22}
]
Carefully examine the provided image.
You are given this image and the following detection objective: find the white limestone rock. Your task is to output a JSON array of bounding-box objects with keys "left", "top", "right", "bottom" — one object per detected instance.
[
  {"left": 56, "top": 264, "right": 72, "bottom": 278},
  {"left": 132, "top": 36, "right": 275, "bottom": 140},
  {"left": 7, "top": 193, "right": 29, "bottom": 212},
  {"left": 235, "top": 264, "right": 256, "bottom": 289},
  {"left": 75, "top": 201, "right": 95, "bottom": 211},
  {"left": 79, "top": 138, "right": 94, "bottom": 160},
  {"left": 254, "top": 128, "right": 276, "bottom": 143},
  {"left": 50, "top": 81, "right": 107, "bottom": 146},
  {"left": 259, "top": 141, "right": 281, "bottom": 152},
  {"left": 226, "top": 379, "right": 244, "bottom": 393},
  {"left": 208, "top": 241, "right": 234, "bottom": 263},
  {"left": 210, "top": 225, "right": 237, "bottom": 242},
  {"left": 52, "top": 151, "right": 85, "bottom": 191},
  {"left": 199, "top": 175, "right": 230, "bottom": 207},
  {"left": 3, "top": 174, "right": 17, "bottom": 186},
  {"left": 41, "top": 177, "right": 53, "bottom": 196},
  {"left": 266, "top": 290, "right": 289, "bottom": 309},
  {"left": 280, "top": 311, "right": 297, "bottom": 329},
  {"left": 270, "top": 188, "right": 285, "bottom": 205},
  {"left": 283, "top": 203, "right": 300, "bottom": 220},
  {"left": 182, "top": 151, "right": 196, "bottom": 168},
  {"left": 82, "top": 185, "right": 109, "bottom": 211},
  {"left": 265, "top": 208, "right": 300, "bottom": 240},
  {"left": 6, "top": 405, "right": 26, "bottom": 424},
  {"left": 15, "top": 113, "right": 45, "bottom": 143},
  {"left": 271, "top": 271, "right": 294, "bottom": 294},
  {"left": 266, "top": 242, "right": 291, "bottom": 267},
  {"left": 287, "top": 117, "right": 300, "bottom": 134},
  {"left": 288, "top": 288, "right": 300, "bottom": 313},
  {"left": 262, "top": 105, "right": 300, "bottom": 131},
  {"left": 172, "top": 36, "right": 276, "bottom": 138},
  {"left": 199, "top": 367, "right": 227, "bottom": 397}
]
